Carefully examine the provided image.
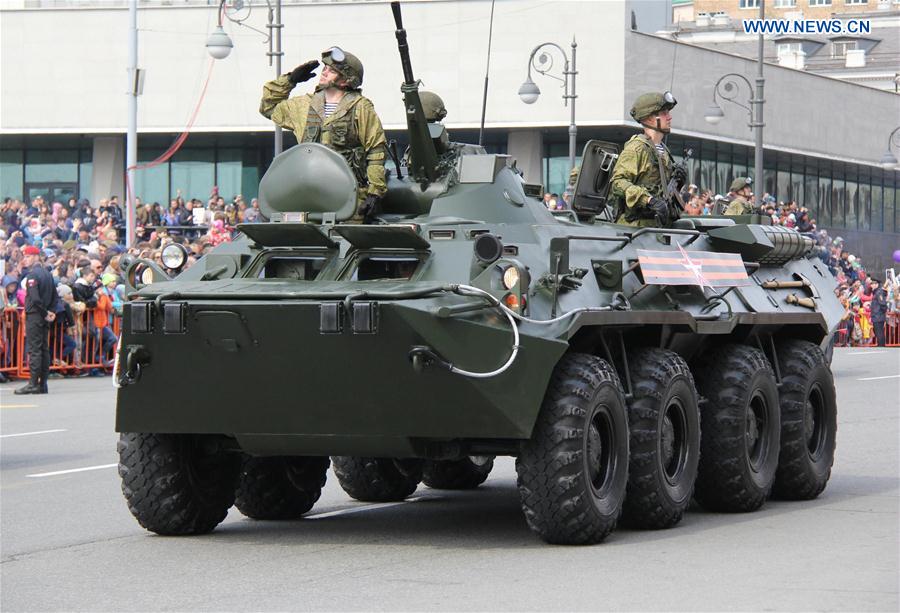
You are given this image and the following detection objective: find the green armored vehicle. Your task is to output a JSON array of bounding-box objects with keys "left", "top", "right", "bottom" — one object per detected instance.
[{"left": 115, "top": 2, "right": 841, "bottom": 545}]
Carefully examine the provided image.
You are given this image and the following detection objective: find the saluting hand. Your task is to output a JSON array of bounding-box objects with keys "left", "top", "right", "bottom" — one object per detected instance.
[{"left": 289, "top": 60, "right": 320, "bottom": 84}]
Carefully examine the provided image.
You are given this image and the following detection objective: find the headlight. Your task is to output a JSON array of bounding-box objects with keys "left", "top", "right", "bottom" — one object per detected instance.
[
  {"left": 502, "top": 266, "right": 520, "bottom": 290},
  {"left": 161, "top": 243, "right": 187, "bottom": 270},
  {"left": 140, "top": 267, "right": 155, "bottom": 285}
]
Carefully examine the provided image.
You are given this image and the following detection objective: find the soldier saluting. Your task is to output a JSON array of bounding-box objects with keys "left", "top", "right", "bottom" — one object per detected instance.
[
  {"left": 610, "top": 92, "right": 687, "bottom": 228},
  {"left": 260, "top": 47, "right": 387, "bottom": 222}
]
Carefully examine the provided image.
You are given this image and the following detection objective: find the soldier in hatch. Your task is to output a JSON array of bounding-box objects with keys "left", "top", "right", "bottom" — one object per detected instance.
[
  {"left": 610, "top": 91, "right": 687, "bottom": 228},
  {"left": 259, "top": 46, "right": 387, "bottom": 222},
  {"left": 723, "top": 177, "right": 755, "bottom": 216}
]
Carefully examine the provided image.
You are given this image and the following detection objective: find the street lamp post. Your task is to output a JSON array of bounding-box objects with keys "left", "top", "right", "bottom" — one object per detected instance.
[
  {"left": 206, "top": 0, "right": 284, "bottom": 155},
  {"left": 704, "top": 0, "right": 765, "bottom": 192},
  {"left": 879, "top": 126, "right": 900, "bottom": 169},
  {"left": 518, "top": 39, "right": 578, "bottom": 176}
]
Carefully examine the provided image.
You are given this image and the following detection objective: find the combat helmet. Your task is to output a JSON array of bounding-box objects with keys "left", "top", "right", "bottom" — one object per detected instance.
[
  {"left": 630, "top": 91, "right": 677, "bottom": 122},
  {"left": 322, "top": 46, "right": 364, "bottom": 90},
  {"left": 420, "top": 91, "right": 447, "bottom": 122}
]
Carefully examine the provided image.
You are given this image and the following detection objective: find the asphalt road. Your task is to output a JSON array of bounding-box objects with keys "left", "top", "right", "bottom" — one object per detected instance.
[{"left": 1, "top": 347, "right": 898, "bottom": 612}]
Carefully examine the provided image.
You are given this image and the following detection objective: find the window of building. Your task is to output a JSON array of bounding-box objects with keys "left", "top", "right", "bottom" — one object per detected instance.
[
  {"left": 543, "top": 142, "right": 582, "bottom": 196},
  {"left": 739, "top": 0, "right": 760, "bottom": 8},
  {"left": 24, "top": 150, "right": 78, "bottom": 183},
  {"left": 1, "top": 149, "right": 24, "bottom": 200},
  {"left": 170, "top": 149, "right": 214, "bottom": 203},
  {"left": 777, "top": 42, "right": 803, "bottom": 57},
  {"left": 845, "top": 0, "right": 868, "bottom": 4},
  {"left": 832, "top": 40, "right": 858, "bottom": 57},
  {"left": 809, "top": 0, "right": 832, "bottom": 6},
  {"left": 773, "top": 0, "right": 797, "bottom": 7}
]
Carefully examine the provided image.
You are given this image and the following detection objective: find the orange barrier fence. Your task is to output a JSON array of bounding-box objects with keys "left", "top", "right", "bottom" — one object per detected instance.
[{"left": 0, "top": 308, "right": 122, "bottom": 380}]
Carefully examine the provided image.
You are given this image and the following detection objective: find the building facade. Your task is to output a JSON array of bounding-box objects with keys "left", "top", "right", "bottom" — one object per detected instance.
[{"left": 1, "top": 0, "right": 898, "bottom": 270}]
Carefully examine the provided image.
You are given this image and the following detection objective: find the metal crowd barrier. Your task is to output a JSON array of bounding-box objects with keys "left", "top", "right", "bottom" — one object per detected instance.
[
  {"left": 834, "top": 312, "right": 900, "bottom": 348},
  {"left": 0, "top": 308, "right": 122, "bottom": 379}
]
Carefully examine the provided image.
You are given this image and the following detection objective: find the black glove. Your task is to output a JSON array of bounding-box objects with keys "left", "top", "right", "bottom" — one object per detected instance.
[
  {"left": 289, "top": 60, "right": 319, "bottom": 84},
  {"left": 361, "top": 194, "right": 381, "bottom": 223},
  {"left": 648, "top": 196, "right": 670, "bottom": 225},
  {"left": 672, "top": 163, "right": 687, "bottom": 190}
]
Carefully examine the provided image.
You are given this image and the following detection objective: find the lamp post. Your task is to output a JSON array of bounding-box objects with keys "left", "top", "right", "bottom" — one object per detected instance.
[
  {"left": 518, "top": 39, "right": 578, "bottom": 176},
  {"left": 879, "top": 126, "right": 900, "bottom": 170},
  {"left": 704, "top": 0, "right": 765, "bottom": 192},
  {"left": 207, "top": 0, "right": 284, "bottom": 155}
]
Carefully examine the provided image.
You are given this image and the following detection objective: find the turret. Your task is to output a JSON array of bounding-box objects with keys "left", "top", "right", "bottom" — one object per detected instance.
[{"left": 391, "top": 1, "right": 439, "bottom": 185}]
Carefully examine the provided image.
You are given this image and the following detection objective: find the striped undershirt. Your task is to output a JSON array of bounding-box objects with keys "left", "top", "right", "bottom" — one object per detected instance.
[{"left": 324, "top": 101, "right": 338, "bottom": 118}]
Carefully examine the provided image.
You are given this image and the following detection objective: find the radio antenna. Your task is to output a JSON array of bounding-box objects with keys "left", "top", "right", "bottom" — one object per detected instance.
[{"left": 478, "top": 0, "right": 497, "bottom": 146}]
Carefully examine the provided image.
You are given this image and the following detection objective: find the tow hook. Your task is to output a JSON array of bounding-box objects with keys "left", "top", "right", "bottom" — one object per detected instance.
[
  {"left": 117, "top": 345, "right": 152, "bottom": 387},
  {"left": 408, "top": 345, "right": 452, "bottom": 374}
]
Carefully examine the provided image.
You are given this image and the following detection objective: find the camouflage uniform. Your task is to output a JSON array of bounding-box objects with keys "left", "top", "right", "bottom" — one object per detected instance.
[
  {"left": 259, "top": 54, "right": 387, "bottom": 219},
  {"left": 610, "top": 135, "right": 674, "bottom": 228},
  {"left": 723, "top": 196, "right": 753, "bottom": 216},
  {"left": 724, "top": 177, "right": 754, "bottom": 215}
]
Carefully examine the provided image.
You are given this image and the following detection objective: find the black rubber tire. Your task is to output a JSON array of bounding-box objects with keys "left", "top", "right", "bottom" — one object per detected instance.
[
  {"left": 331, "top": 456, "right": 422, "bottom": 502},
  {"left": 422, "top": 457, "right": 494, "bottom": 490},
  {"left": 772, "top": 339, "right": 837, "bottom": 500},
  {"left": 234, "top": 456, "right": 330, "bottom": 519},
  {"left": 623, "top": 348, "right": 701, "bottom": 529},
  {"left": 693, "top": 344, "right": 781, "bottom": 512},
  {"left": 117, "top": 432, "right": 240, "bottom": 535},
  {"left": 516, "top": 353, "right": 629, "bottom": 545}
]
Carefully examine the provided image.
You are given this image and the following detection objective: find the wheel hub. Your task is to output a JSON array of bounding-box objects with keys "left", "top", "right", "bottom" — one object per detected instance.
[{"left": 661, "top": 414, "right": 676, "bottom": 467}]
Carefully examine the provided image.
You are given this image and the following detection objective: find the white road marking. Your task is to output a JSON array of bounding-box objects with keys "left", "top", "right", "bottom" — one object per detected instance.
[
  {"left": 0, "top": 429, "right": 67, "bottom": 439},
  {"left": 306, "top": 496, "right": 430, "bottom": 520},
  {"left": 847, "top": 350, "right": 889, "bottom": 356},
  {"left": 27, "top": 463, "right": 118, "bottom": 478},
  {"left": 857, "top": 374, "right": 900, "bottom": 381}
]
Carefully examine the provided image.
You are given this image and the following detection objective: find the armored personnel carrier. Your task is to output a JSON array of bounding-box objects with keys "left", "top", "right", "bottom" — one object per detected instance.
[{"left": 115, "top": 2, "right": 841, "bottom": 544}]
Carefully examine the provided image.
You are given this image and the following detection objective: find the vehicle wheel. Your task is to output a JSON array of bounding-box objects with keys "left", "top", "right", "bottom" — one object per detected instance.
[
  {"left": 234, "top": 456, "right": 330, "bottom": 519},
  {"left": 693, "top": 344, "right": 780, "bottom": 512},
  {"left": 331, "top": 457, "right": 422, "bottom": 502},
  {"left": 117, "top": 432, "right": 240, "bottom": 535},
  {"left": 516, "top": 353, "right": 629, "bottom": 545},
  {"left": 422, "top": 456, "right": 494, "bottom": 490},
  {"left": 623, "top": 348, "right": 700, "bottom": 529},
  {"left": 772, "top": 339, "right": 837, "bottom": 500}
]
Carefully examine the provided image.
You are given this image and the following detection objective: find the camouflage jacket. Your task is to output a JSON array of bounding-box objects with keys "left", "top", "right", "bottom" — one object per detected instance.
[
  {"left": 610, "top": 134, "right": 673, "bottom": 228},
  {"left": 260, "top": 75, "right": 387, "bottom": 198},
  {"left": 724, "top": 195, "right": 753, "bottom": 216}
]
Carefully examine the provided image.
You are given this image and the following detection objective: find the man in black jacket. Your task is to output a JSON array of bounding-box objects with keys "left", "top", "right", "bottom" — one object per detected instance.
[
  {"left": 15, "top": 246, "right": 57, "bottom": 395},
  {"left": 870, "top": 278, "right": 888, "bottom": 347}
]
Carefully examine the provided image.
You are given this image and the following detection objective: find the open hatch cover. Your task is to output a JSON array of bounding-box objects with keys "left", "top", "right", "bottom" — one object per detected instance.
[
  {"left": 333, "top": 225, "right": 431, "bottom": 251},
  {"left": 237, "top": 223, "right": 338, "bottom": 249}
]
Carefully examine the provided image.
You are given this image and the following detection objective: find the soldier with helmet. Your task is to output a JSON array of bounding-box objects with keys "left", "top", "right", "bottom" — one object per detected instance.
[
  {"left": 610, "top": 91, "right": 687, "bottom": 227},
  {"left": 260, "top": 47, "right": 387, "bottom": 222},
  {"left": 723, "top": 177, "right": 755, "bottom": 215}
]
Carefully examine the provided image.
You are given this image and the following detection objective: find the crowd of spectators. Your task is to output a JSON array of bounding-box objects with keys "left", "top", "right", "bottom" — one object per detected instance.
[{"left": 0, "top": 189, "right": 265, "bottom": 381}]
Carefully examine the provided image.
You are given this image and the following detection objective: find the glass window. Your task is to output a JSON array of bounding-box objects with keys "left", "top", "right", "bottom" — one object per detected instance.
[
  {"left": 886, "top": 186, "right": 897, "bottom": 235},
  {"left": 777, "top": 168, "right": 791, "bottom": 203},
  {"left": 1, "top": 149, "right": 24, "bottom": 200},
  {"left": 845, "top": 168, "right": 857, "bottom": 230},
  {"left": 777, "top": 42, "right": 802, "bottom": 57},
  {"left": 773, "top": 0, "right": 797, "bottom": 6},
  {"left": 732, "top": 147, "right": 748, "bottom": 187},
  {"left": 134, "top": 148, "right": 169, "bottom": 208},
  {"left": 24, "top": 149, "right": 78, "bottom": 183},
  {"left": 79, "top": 148, "right": 92, "bottom": 201},
  {"left": 216, "top": 148, "right": 243, "bottom": 202},
  {"left": 832, "top": 41, "right": 857, "bottom": 58},
  {"left": 817, "top": 165, "right": 832, "bottom": 228},
  {"left": 739, "top": 0, "right": 760, "bottom": 8},
  {"left": 809, "top": 0, "right": 831, "bottom": 6},
  {"left": 870, "top": 180, "right": 883, "bottom": 232},
  {"left": 170, "top": 149, "right": 214, "bottom": 203},
  {"left": 857, "top": 168, "right": 871, "bottom": 231},
  {"left": 791, "top": 163, "right": 804, "bottom": 206},
  {"left": 764, "top": 164, "right": 776, "bottom": 200},
  {"left": 715, "top": 143, "right": 732, "bottom": 197},
  {"left": 804, "top": 162, "right": 820, "bottom": 223},
  {"left": 543, "top": 143, "right": 581, "bottom": 196},
  {"left": 700, "top": 157, "right": 716, "bottom": 196},
  {"left": 831, "top": 175, "right": 845, "bottom": 229},
  {"left": 241, "top": 148, "right": 261, "bottom": 202}
]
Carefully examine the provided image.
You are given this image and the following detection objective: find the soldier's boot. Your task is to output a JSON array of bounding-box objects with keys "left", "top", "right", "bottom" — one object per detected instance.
[{"left": 14, "top": 382, "right": 42, "bottom": 395}]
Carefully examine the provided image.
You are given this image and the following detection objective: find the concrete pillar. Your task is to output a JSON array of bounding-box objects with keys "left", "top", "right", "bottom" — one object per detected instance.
[
  {"left": 92, "top": 136, "right": 125, "bottom": 206},
  {"left": 507, "top": 129, "right": 544, "bottom": 188}
]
